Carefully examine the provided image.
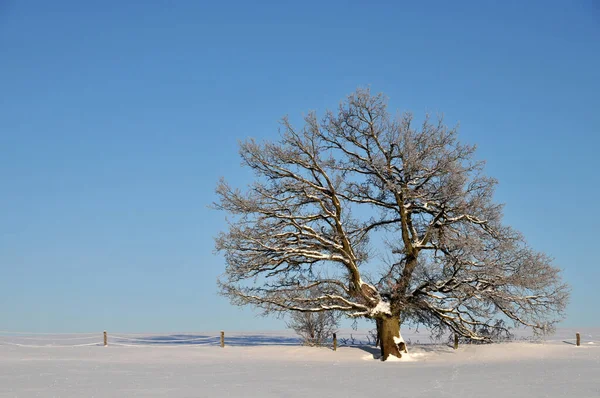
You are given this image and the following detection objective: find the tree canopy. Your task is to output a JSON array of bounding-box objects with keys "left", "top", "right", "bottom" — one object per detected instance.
[{"left": 214, "top": 88, "right": 569, "bottom": 360}]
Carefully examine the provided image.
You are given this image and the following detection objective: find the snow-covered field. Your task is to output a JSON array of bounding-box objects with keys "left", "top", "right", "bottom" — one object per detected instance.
[{"left": 1, "top": 328, "right": 598, "bottom": 397}]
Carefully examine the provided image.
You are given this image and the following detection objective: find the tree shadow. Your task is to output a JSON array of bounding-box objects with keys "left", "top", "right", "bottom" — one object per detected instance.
[
  {"left": 349, "top": 343, "right": 456, "bottom": 359},
  {"left": 352, "top": 345, "right": 382, "bottom": 359},
  {"left": 112, "top": 334, "right": 302, "bottom": 347},
  {"left": 416, "top": 344, "right": 455, "bottom": 353}
]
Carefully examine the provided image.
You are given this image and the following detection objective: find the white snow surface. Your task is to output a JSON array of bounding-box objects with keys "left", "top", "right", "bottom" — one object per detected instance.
[{"left": 1, "top": 328, "right": 599, "bottom": 397}]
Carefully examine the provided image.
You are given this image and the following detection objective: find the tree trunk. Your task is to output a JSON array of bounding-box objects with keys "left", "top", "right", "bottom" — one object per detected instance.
[{"left": 379, "top": 315, "right": 407, "bottom": 361}]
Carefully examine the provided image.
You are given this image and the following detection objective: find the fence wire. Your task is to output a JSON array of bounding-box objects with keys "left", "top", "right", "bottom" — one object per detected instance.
[{"left": 0, "top": 331, "right": 597, "bottom": 348}]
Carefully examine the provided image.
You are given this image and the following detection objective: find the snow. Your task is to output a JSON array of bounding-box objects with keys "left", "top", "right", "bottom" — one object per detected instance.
[
  {"left": 1, "top": 328, "right": 599, "bottom": 397},
  {"left": 369, "top": 300, "right": 391, "bottom": 316}
]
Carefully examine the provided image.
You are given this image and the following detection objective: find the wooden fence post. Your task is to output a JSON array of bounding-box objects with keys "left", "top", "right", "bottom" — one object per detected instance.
[
  {"left": 103, "top": 331, "right": 107, "bottom": 347},
  {"left": 220, "top": 331, "right": 225, "bottom": 348},
  {"left": 453, "top": 334, "right": 459, "bottom": 350},
  {"left": 333, "top": 333, "right": 337, "bottom": 351},
  {"left": 576, "top": 332, "right": 580, "bottom": 347}
]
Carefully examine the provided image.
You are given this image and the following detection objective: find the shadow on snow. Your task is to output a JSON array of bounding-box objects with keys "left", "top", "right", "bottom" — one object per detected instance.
[{"left": 112, "top": 334, "right": 302, "bottom": 346}]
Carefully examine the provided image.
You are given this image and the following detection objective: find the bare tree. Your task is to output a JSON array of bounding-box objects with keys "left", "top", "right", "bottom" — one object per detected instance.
[
  {"left": 286, "top": 297, "right": 341, "bottom": 347},
  {"left": 214, "top": 88, "right": 569, "bottom": 361},
  {"left": 287, "top": 311, "right": 339, "bottom": 347}
]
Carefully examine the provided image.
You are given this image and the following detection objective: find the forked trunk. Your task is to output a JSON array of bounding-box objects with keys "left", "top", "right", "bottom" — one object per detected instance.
[{"left": 379, "top": 315, "right": 407, "bottom": 361}]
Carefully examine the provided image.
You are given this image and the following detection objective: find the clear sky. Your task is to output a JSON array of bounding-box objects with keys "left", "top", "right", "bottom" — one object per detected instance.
[{"left": 1, "top": 0, "right": 599, "bottom": 333}]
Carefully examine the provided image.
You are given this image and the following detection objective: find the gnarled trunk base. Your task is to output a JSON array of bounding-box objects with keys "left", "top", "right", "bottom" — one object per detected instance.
[{"left": 378, "top": 315, "right": 407, "bottom": 361}]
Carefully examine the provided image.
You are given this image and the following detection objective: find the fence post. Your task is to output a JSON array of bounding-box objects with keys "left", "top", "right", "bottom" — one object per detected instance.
[
  {"left": 453, "top": 334, "right": 459, "bottom": 350},
  {"left": 333, "top": 333, "right": 337, "bottom": 351},
  {"left": 103, "top": 331, "right": 107, "bottom": 347},
  {"left": 576, "top": 332, "right": 580, "bottom": 347},
  {"left": 220, "top": 331, "right": 225, "bottom": 348}
]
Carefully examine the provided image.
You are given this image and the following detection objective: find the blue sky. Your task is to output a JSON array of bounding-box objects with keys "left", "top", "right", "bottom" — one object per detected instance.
[{"left": 1, "top": 0, "right": 598, "bottom": 333}]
